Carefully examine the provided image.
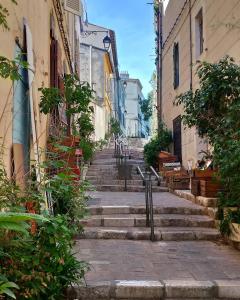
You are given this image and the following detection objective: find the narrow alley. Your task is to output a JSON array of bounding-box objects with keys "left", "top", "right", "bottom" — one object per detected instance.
[{"left": 68, "top": 139, "right": 240, "bottom": 300}]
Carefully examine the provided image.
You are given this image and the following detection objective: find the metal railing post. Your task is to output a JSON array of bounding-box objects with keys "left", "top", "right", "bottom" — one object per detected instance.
[
  {"left": 144, "top": 172, "right": 150, "bottom": 227},
  {"left": 148, "top": 174, "right": 155, "bottom": 242}
]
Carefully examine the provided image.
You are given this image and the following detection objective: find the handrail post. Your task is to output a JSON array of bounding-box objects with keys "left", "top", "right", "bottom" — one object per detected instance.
[
  {"left": 124, "top": 153, "right": 127, "bottom": 191},
  {"left": 149, "top": 176, "right": 155, "bottom": 241},
  {"left": 144, "top": 172, "right": 150, "bottom": 227}
]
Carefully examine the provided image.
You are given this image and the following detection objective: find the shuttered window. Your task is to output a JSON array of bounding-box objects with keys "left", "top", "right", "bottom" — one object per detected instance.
[
  {"left": 64, "top": 0, "right": 83, "bottom": 16},
  {"left": 173, "top": 42, "right": 179, "bottom": 89}
]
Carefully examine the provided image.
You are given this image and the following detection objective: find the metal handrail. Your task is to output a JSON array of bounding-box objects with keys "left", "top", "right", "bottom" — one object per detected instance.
[
  {"left": 138, "top": 166, "right": 155, "bottom": 242},
  {"left": 137, "top": 166, "right": 145, "bottom": 186},
  {"left": 114, "top": 134, "right": 130, "bottom": 159},
  {"left": 149, "top": 166, "right": 161, "bottom": 186}
]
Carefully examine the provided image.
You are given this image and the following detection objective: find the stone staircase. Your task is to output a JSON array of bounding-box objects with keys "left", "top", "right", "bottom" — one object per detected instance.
[
  {"left": 68, "top": 144, "right": 240, "bottom": 300},
  {"left": 86, "top": 147, "right": 168, "bottom": 193},
  {"left": 81, "top": 146, "right": 219, "bottom": 242}
]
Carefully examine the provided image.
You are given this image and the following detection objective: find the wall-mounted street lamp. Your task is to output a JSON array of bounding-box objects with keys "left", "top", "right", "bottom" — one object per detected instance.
[
  {"left": 123, "top": 81, "right": 127, "bottom": 89},
  {"left": 103, "top": 35, "right": 111, "bottom": 51}
]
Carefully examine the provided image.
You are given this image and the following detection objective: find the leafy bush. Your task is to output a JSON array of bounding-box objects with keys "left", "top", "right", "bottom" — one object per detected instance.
[
  {"left": 0, "top": 215, "right": 88, "bottom": 300},
  {"left": 144, "top": 122, "right": 172, "bottom": 167},
  {"left": 79, "top": 138, "right": 95, "bottom": 162},
  {"left": 140, "top": 92, "right": 153, "bottom": 121},
  {"left": 174, "top": 56, "right": 240, "bottom": 233}
]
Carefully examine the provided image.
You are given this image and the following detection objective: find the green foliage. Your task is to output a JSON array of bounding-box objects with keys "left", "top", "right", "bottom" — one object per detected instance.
[
  {"left": 144, "top": 122, "right": 172, "bottom": 167},
  {"left": 79, "top": 138, "right": 95, "bottom": 162},
  {"left": 0, "top": 55, "right": 28, "bottom": 81},
  {"left": 110, "top": 117, "right": 122, "bottom": 135},
  {"left": 0, "top": 212, "right": 49, "bottom": 235},
  {"left": 0, "top": 0, "right": 17, "bottom": 30},
  {"left": 140, "top": 92, "right": 153, "bottom": 122},
  {"left": 1, "top": 215, "right": 89, "bottom": 300},
  {"left": 174, "top": 56, "right": 240, "bottom": 231},
  {"left": 39, "top": 87, "right": 62, "bottom": 114},
  {"left": 0, "top": 275, "right": 19, "bottom": 299},
  {"left": 77, "top": 113, "right": 94, "bottom": 139},
  {"left": 39, "top": 74, "right": 95, "bottom": 153},
  {"left": 220, "top": 209, "right": 240, "bottom": 235}
]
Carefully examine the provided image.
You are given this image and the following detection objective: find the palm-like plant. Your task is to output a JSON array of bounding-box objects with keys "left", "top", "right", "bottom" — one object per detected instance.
[{"left": 0, "top": 212, "right": 49, "bottom": 235}]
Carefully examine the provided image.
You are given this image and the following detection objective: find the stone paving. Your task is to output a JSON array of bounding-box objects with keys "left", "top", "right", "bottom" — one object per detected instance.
[
  {"left": 86, "top": 191, "right": 209, "bottom": 209},
  {"left": 74, "top": 239, "right": 240, "bottom": 284}
]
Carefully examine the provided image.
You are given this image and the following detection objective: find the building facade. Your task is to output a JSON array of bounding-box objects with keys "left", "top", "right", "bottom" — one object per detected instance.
[
  {"left": 80, "top": 23, "right": 125, "bottom": 140},
  {"left": 159, "top": 0, "right": 240, "bottom": 168},
  {"left": 121, "top": 72, "right": 148, "bottom": 138},
  {"left": 0, "top": 0, "right": 82, "bottom": 181}
]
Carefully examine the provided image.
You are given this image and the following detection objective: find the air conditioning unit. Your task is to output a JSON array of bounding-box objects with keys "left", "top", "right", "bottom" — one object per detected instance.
[{"left": 64, "top": 0, "right": 83, "bottom": 16}]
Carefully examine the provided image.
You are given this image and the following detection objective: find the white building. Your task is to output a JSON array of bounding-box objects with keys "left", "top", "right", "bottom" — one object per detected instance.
[{"left": 121, "top": 72, "right": 148, "bottom": 138}]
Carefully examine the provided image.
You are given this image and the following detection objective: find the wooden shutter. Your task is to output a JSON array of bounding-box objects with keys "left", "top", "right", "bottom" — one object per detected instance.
[{"left": 64, "top": 0, "right": 83, "bottom": 16}]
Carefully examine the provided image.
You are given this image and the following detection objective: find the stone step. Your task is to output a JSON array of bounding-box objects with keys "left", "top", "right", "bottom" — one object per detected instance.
[
  {"left": 92, "top": 159, "right": 144, "bottom": 166},
  {"left": 67, "top": 279, "right": 239, "bottom": 300},
  {"left": 86, "top": 174, "right": 142, "bottom": 180},
  {"left": 87, "top": 179, "right": 165, "bottom": 187},
  {"left": 81, "top": 214, "right": 215, "bottom": 228},
  {"left": 94, "top": 185, "right": 169, "bottom": 192},
  {"left": 77, "top": 226, "right": 220, "bottom": 241},
  {"left": 88, "top": 205, "right": 205, "bottom": 216},
  {"left": 86, "top": 171, "right": 146, "bottom": 177},
  {"left": 88, "top": 164, "right": 145, "bottom": 170}
]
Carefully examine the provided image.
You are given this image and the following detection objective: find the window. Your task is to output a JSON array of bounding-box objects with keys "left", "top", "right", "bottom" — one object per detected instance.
[
  {"left": 195, "top": 8, "right": 204, "bottom": 58},
  {"left": 173, "top": 42, "right": 179, "bottom": 89}
]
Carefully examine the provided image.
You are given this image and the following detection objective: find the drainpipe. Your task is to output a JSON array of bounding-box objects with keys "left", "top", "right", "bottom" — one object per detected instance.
[
  {"left": 156, "top": 1, "right": 163, "bottom": 130},
  {"left": 189, "top": 0, "right": 193, "bottom": 91},
  {"left": 89, "top": 45, "right": 92, "bottom": 87}
]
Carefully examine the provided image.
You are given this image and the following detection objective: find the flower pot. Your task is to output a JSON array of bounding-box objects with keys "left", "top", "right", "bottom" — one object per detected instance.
[
  {"left": 229, "top": 223, "right": 240, "bottom": 242},
  {"left": 199, "top": 179, "right": 221, "bottom": 198},
  {"left": 193, "top": 169, "right": 215, "bottom": 178}
]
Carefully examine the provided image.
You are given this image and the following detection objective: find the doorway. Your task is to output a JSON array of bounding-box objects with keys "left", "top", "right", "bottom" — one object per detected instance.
[{"left": 173, "top": 115, "right": 182, "bottom": 162}]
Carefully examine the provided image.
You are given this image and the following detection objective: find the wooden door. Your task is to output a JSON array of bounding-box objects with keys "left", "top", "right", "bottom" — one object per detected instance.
[{"left": 173, "top": 115, "right": 182, "bottom": 162}]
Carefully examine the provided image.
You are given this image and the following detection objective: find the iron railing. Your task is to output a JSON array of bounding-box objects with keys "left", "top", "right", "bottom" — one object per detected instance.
[
  {"left": 149, "top": 166, "right": 161, "bottom": 186},
  {"left": 114, "top": 134, "right": 131, "bottom": 191},
  {"left": 137, "top": 166, "right": 155, "bottom": 242}
]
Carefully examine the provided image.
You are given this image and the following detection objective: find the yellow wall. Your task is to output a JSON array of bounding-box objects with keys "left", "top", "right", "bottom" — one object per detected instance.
[
  {"left": 0, "top": 0, "right": 74, "bottom": 176},
  {"left": 103, "top": 53, "right": 113, "bottom": 132},
  {"left": 104, "top": 53, "right": 113, "bottom": 113},
  {"left": 161, "top": 0, "right": 240, "bottom": 168}
]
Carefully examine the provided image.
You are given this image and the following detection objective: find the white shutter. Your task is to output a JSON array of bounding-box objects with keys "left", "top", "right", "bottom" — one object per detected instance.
[{"left": 64, "top": 0, "right": 83, "bottom": 16}]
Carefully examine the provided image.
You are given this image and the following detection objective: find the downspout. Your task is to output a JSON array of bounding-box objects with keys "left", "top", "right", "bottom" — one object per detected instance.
[
  {"left": 159, "top": 1, "right": 163, "bottom": 122},
  {"left": 189, "top": 0, "right": 193, "bottom": 91},
  {"left": 89, "top": 45, "right": 92, "bottom": 87}
]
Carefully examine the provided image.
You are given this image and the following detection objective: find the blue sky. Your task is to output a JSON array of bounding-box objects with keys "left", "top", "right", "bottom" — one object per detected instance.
[{"left": 84, "top": 0, "right": 156, "bottom": 97}]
